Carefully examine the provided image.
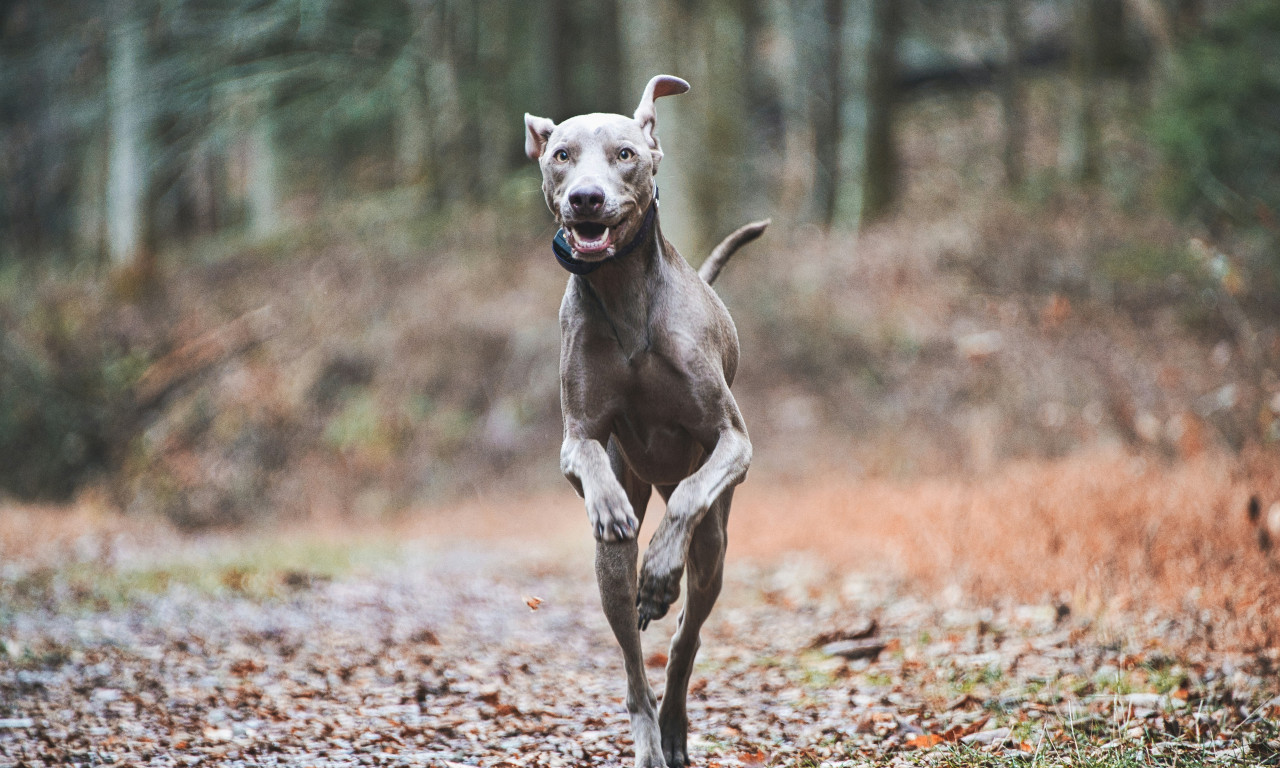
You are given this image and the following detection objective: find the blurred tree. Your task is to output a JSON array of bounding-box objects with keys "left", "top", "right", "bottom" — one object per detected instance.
[
  {"left": 0, "top": 1, "right": 104, "bottom": 261},
  {"left": 230, "top": 85, "right": 282, "bottom": 238},
  {"left": 1060, "top": 0, "right": 1129, "bottom": 183},
  {"left": 7, "top": 0, "right": 1245, "bottom": 262},
  {"left": 1169, "top": 0, "right": 1203, "bottom": 40},
  {"left": 391, "top": 14, "right": 430, "bottom": 188},
  {"left": 684, "top": 0, "right": 755, "bottom": 252},
  {"left": 1152, "top": 1, "right": 1280, "bottom": 242},
  {"left": 1091, "top": 0, "right": 1129, "bottom": 70},
  {"left": 738, "top": 0, "right": 785, "bottom": 213},
  {"left": 858, "top": 0, "right": 901, "bottom": 222},
  {"left": 243, "top": 91, "right": 282, "bottom": 238},
  {"left": 999, "top": 0, "right": 1026, "bottom": 188},
  {"left": 106, "top": 1, "right": 152, "bottom": 275},
  {"left": 548, "top": 0, "right": 624, "bottom": 118},
  {"left": 808, "top": 0, "right": 844, "bottom": 228},
  {"left": 1060, "top": 0, "right": 1100, "bottom": 182}
]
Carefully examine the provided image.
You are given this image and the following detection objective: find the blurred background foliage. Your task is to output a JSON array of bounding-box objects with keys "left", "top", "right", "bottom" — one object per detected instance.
[
  {"left": 1151, "top": 3, "right": 1280, "bottom": 245},
  {"left": 1, "top": 0, "right": 1278, "bottom": 526}
]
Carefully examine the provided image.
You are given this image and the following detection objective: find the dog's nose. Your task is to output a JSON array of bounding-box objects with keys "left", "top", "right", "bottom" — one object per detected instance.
[{"left": 568, "top": 185, "right": 606, "bottom": 216}]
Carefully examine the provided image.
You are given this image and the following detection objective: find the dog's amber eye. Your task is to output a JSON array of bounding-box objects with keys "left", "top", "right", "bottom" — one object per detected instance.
[
  {"left": 554, "top": 149, "right": 570, "bottom": 162},
  {"left": 619, "top": 148, "right": 634, "bottom": 161}
]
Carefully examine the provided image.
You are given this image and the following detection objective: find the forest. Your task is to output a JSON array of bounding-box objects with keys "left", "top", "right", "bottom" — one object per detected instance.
[
  {"left": 3, "top": 0, "right": 1279, "bottom": 511},
  {"left": 3, "top": 0, "right": 1280, "bottom": 766}
]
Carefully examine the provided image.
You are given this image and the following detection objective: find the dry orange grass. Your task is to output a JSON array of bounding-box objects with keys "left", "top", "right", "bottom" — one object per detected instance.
[
  {"left": 409, "top": 448, "right": 1280, "bottom": 649},
  {"left": 732, "top": 448, "right": 1280, "bottom": 649},
  {"left": 4, "top": 449, "right": 1277, "bottom": 650}
]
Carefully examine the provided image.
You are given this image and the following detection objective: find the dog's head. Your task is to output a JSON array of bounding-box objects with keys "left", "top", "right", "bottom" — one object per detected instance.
[{"left": 524, "top": 75, "right": 688, "bottom": 260}]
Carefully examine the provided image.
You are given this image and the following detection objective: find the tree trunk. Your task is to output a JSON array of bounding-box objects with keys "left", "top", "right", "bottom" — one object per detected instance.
[
  {"left": 859, "top": 0, "right": 901, "bottom": 223},
  {"left": 245, "top": 97, "right": 280, "bottom": 238},
  {"left": 75, "top": 130, "right": 108, "bottom": 262},
  {"left": 999, "top": 0, "right": 1026, "bottom": 188},
  {"left": 1170, "top": 0, "right": 1203, "bottom": 40},
  {"left": 1059, "top": 0, "right": 1101, "bottom": 182},
  {"left": 421, "top": 0, "right": 459, "bottom": 211},
  {"left": 738, "top": 0, "right": 784, "bottom": 216},
  {"left": 106, "top": 3, "right": 149, "bottom": 271},
  {"left": 396, "top": 82, "right": 429, "bottom": 187},
  {"left": 393, "top": 14, "right": 430, "bottom": 190},
  {"left": 1092, "top": 0, "right": 1128, "bottom": 72},
  {"left": 810, "top": 0, "right": 843, "bottom": 228},
  {"left": 547, "top": 0, "right": 624, "bottom": 117},
  {"left": 593, "top": 0, "right": 624, "bottom": 116},
  {"left": 547, "top": 0, "right": 576, "bottom": 119},
  {"left": 456, "top": 2, "right": 487, "bottom": 204},
  {"left": 679, "top": 2, "right": 750, "bottom": 253}
]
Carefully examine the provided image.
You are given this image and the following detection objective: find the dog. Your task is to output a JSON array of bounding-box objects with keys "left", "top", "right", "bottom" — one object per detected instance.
[{"left": 524, "top": 74, "right": 767, "bottom": 767}]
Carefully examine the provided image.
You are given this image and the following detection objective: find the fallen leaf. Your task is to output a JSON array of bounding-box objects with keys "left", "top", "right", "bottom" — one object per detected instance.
[
  {"left": 906, "top": 733, "right": 944, "bottom": 749},
  {"left": 524, "top": 595, "right": 543, "bottom": 611},
  {"left": 646, "top": 651, "right": 668, "bottom": 668},
  {"left": 946, "top": 693, "right": 979, "bottom": 711},
  {"left": 230, "top": 658, "right": 264, "bottom": 676},
  {"left": 736, "top": 748, "right": 769, "bottom": 767},
  {"left": 409, "top": 628, "right": 439, "bottom": 645},
  {"left": 939, "top": 716, "right": 990, "bottom": 743}
]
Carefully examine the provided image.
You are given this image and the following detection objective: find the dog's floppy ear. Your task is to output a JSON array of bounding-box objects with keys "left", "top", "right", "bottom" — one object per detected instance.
[
  {"left": 633, "top": 75, "right": 689, "bottom": 160},
  {"left": 524, "top": 113, "right": 557, "bottom": 160}
]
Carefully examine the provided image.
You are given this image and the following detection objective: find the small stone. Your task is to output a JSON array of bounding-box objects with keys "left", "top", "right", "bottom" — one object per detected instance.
[
  {"left": 961, "top": 727, "right": 1011, "bottom": 746},
  {"left": 822, "top": 639, "right": 887, "bottom": 661}
]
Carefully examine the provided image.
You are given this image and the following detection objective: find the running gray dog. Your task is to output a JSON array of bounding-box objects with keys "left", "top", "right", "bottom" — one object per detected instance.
[{"left": 524, "top": 75, "right": 767, "bottom": 768}]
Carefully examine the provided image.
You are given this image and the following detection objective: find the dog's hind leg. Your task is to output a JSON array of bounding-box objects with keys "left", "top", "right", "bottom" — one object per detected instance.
[
  {"left": 596, "top": 439, "right": 665, "bottom": 767},
  {"left": 658, "top": 488, "right": 731, "bottom": 768}
]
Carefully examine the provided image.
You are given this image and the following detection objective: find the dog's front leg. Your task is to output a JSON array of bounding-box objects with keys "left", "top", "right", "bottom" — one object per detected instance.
[
  {"left": 565, "top": 434, "right": 665, "bottom": 767},
  {"left": 597, "top": 537, "right": 666, "bottom": 767},
  {"left": 561, "top": 435, "right": 640, "bottom": 542},
  {"left": 637, "top": 411, "right": 751, "bottom": 629}
]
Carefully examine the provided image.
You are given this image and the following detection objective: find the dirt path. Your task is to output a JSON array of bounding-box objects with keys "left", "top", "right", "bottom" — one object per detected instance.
[{"left": 2, "top": 501, "right": 1279, "bottom": 768}]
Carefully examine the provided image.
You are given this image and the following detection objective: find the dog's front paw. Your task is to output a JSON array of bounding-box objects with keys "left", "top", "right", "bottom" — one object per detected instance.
[
  {"left": 586, "top": 488, "right": 638, "bottom": 542},
  {"left": 636, "top": 551, "right": 683, "bottom": 630}
]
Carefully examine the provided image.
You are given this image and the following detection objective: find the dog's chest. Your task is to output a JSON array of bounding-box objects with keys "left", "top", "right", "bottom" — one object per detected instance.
[{"left": 608, "top": 353, "right": 706, "bottom": 482}]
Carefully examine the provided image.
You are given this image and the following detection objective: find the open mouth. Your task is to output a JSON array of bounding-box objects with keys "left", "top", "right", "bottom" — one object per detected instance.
[{"left": 567, "top": 221, "right": 615, "bottom": 255}]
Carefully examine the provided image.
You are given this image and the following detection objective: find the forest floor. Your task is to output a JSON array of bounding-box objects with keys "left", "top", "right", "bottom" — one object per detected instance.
[{"left": 3, "top": 455, "right": 1280, "bottom": 768}]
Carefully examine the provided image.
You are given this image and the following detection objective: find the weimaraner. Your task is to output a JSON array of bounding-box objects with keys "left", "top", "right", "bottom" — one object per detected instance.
[{"left": 524, "top": 75, "right": 767, "bottom": 767}]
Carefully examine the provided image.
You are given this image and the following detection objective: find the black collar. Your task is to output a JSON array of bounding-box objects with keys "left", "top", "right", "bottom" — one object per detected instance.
[{"left": 552, "top": 197, "right": 657, "bottom": 276}]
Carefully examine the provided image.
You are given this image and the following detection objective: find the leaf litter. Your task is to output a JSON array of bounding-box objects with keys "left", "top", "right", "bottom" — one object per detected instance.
[{"left": 1, "top": 526, "right": 1278, "bottom": 767}]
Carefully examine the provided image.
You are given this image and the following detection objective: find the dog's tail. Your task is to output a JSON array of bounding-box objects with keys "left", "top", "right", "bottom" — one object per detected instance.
[{"left": 699, "top": 219, "right": 770, "bottom": 286}]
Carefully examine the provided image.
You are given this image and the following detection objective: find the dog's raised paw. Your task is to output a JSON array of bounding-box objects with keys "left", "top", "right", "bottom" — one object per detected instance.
[{"left": 636, "top": 560, "right": 682, "bottom": 630}]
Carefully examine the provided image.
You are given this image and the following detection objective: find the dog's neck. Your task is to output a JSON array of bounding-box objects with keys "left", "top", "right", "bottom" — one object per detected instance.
[{"left": 577, "top": 212, "right": 669, "bottom": 359}]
